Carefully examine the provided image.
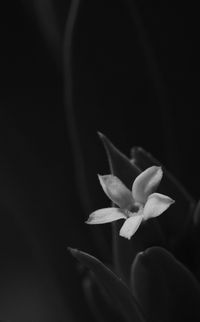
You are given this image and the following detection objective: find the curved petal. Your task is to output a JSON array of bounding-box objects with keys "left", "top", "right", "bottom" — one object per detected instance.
[
  {"left": 98, "top": 174, "right": 134, "bottom": 209},
  {"left": 132, "top": 166, "right": 163, "bottom": 204},
  {"left": 119, "top": 215, "right": 143, "bottom": 240},
  {"left": 143, "top": 193, "right": 175, "bottom": 220},
  {"left": 86, "top": 207, "right": 127, "bottom": 224}
]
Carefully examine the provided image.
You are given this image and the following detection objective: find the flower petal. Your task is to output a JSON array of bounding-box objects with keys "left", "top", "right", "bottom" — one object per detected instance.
[
  {"left": 98, "top": 174, "right": 134, "bottom": 209},
  {"left": 86, "top": 207, "right": 127, "bottom": 224},
  {"left": 143, "top": 193, "right": 175, "bottom": 220},
  {"left": 132, "top": 166, "right": 163, "bottom": 204},
  {"left": 119, "top": 215, "right": 143, "bottom": 240}
]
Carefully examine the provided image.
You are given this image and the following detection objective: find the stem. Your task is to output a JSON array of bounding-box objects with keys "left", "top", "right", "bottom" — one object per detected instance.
[{"left": 63, "top": 0, "right": 92, "bottom": 213}]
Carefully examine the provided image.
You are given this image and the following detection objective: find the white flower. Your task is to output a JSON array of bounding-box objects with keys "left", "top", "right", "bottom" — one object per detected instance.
[{"left": 86, "top": 166, "right": 175, "bottom": 240}]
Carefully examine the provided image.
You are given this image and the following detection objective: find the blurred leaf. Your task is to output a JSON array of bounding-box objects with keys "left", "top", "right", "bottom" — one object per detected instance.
[
  {"left": 193, "top": 200, "right": 200, "bottom": 226},
  {"left": 82, "top": 273, "right": 109, "bottom": 322},
  {"left": 82, "top": 272, "right": 125, "bottom": 322},
  {"left": 99, "top": 133, "right": 165, "bottom": 283},
  {"left": 131, "top": 147, "right": 195, "bottom": 244},
  {"left": 63, "top": 0, "right": 92, "bottom": 214},
  {"left": 69, "top": 247, "right": 146, "bottom": 322},
  {"left": 23, "top": 0, "right": 63, "bottom": 64},
  {"left": 131, "top": 247, "right": 200, "bottom": 322},
  {"left": 63, "top": 0, "right": 109, "bottom": 258},
  {"left": 189, "top": 200, "right": 200, "bottom": 279}
]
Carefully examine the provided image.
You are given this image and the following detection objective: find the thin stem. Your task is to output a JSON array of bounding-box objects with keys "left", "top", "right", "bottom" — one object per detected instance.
[{"left": 63, "top": 0, "right": 92, "bottom": 213}]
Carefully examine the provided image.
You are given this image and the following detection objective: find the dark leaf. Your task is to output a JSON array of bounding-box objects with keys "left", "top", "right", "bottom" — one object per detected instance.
[
  {"left": 69, "top": 247, "right": 146, "bottom": 322},
  {"left": 131, "top": 247, "right": 200, "bottom": 322},
  {"left": 82, "top": 272, "right": 125, "bottom": 322},
  {"left": 193, "top": 200, "right": 200, "bottom": 226}
]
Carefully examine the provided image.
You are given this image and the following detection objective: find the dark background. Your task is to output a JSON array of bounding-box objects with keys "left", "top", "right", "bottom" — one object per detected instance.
[{"left": 0, "top": 0, "right": 199, "bottom": 321}]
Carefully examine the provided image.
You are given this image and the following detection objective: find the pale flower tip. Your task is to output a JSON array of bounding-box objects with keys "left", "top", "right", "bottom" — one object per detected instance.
[
  {"left": 97, "top": 174, "right": 105, "bottom": 187},
  {"left": 85, "top": 216, "right": 92, "bottom": 224},
  {"left": 164, "top": 195, "right": 175, "bottom": 206},
  {"left": 67, "top": 247, "right": 78, "bottom": 256},
  {"left": 169, "top": 197, "right": 175, "bottom": 205},
  {"left": 119, "top": 228, "right": 132, "bottom": 240},
  {"left": 119, "top": 232, "right": 131, "bottom": 240},
  {"left": 97, "top": 173, "right": 111, "bottom": 189},
  {"left": 156, "top": 165, "right": 163, "bottom": 174},
  {"left": 98, "top": 173, "right": 107, "bottom": 183},
  {"left": 151, "top": 165, "right": 163, "bottom": 176},
  {"left": 97, "top": 131, "right": 104, "bottom": 139}
]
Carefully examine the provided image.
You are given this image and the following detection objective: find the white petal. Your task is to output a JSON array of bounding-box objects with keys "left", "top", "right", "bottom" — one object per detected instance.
[
  {"left": 119, "top": 215, "right": 143, "bottom": 239},
  {"left": 143, "top": 193, "right": 175, "bottom": 220},
  {"left": 86, "top": 207, "right": 127, "bottom": 224},
  {"left": 98, "top": 174, "right": 134, "bottom": 209},
  {"left": 132, "top": 166, "right": 163, "bottom": 204}
]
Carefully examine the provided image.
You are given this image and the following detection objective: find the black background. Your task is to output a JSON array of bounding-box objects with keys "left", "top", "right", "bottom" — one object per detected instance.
[{"left": 0, "top": 0, "right": 199, "bottom": 321}]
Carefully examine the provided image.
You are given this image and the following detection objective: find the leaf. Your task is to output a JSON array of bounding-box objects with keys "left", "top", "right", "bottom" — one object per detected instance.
[
  {"left": 82, "top": 272, "right": 125, "bottom": 322},
  {"left": 63, "top": 1, "right": 109, "bottom": 258},
  {"left": 69, "top": 247, "right": 146, "bottom": 322},
  {"left": 99, "top": 133, "right": 165, "bottom": 283},
  {"left": 193, "top": 200, "right": 200, "bottom": 226},
  {"left": 189, "top": 201, "right": 200, "bottom": 278},
  {"left": 131, "top": 146, "right": 195, "bottom": 244},
  {"left": 131, "top": 247, "right": 200, "bottom": 322}
]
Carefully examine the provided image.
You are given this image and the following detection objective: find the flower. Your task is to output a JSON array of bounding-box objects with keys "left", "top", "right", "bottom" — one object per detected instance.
[{"left": 86, "top": 166, "right": 175, "bottom": 239}]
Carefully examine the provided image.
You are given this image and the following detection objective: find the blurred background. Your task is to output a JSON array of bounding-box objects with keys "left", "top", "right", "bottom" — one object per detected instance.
[{"left": 0, "top": 0, "right": 199, "bottom": 321}]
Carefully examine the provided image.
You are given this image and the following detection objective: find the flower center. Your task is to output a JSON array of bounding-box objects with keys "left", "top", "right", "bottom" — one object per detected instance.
[
  {"left": 130, "top": 203, "right": 140, "bottom": 213},
  {"left": 123, "top": 203, "right": 141, "bottom": 218}
]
